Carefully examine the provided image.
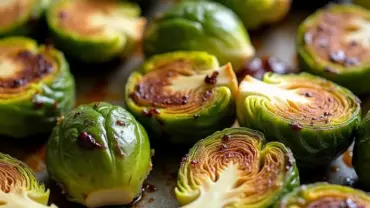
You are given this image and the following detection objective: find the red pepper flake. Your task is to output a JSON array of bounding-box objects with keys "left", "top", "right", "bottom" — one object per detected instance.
[
  {"left": 204, "top": 71, "right": 219, "bottom": 84},
  {"left": 191, "top": 160, "right": 199, "bottom": 166},
  {"left": 221, "top": 134, "right": 231, "bottom": 143},
  {"left": 290, "top": 122, "right": 302, "bottom": 132},
  {"left": 202, "top": 90, "right": 212, "bottom": 101},
  {"left": 77, "top": 132, "right": 105, "bottom": 150},
  {"left": 116, "top": 120, "right": 125, "bottom": 126},
  {"left": 59, "top": 11, "right": 67, "bottom": 19},
  {"left": 301, "top": 92, "right": 312, "bottom": 97}
]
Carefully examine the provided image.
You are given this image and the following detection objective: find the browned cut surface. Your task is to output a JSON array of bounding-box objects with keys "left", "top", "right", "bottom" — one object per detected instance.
[
  {"left": 0, "top": 0, "right": 32, "bottom": 29},
  {"left": 307, "top": 197, "right": 365, "bottom": 208},
  {"left": 0, "top": 162, "right": 24, "bottom": 193},
  {"left": 0, "top": 48, "right": 55, "bottom": 91},
  {"left": 57, "top": 0, "right": 119, "bottom": 36},
  {"left": 130, "top": 60, "right": 213, "bottom": 110},
  {"left": 305, "top": 11, "right": 370, "bottom": 67}
]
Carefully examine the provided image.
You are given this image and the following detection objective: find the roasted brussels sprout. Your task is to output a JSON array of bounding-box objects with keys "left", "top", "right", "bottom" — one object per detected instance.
[
  {"left": 46, "top": 102, "right": 151, "bottom": 207},
  {"left": 354, "top": 111, "right": 370, "bottom": 188},
  {"left": 0, "top": 153, "right": 56, "bottom": 208},
  {"left": 176, "top": 128, "right": 299, "bottom": 207},
  {"left": 125, "top": 51, "right": 238, "bottom": 144},
  {"left": 0, "top": 37, "right": 75, "bottom": 138},
  {"left": 237, "top": 72, "right": 361, "bottom": 167},
  {"left": 276, "top": 183, "right": 370, "bottom": 207},
  {"left": 209, "top": 0, "right": 292, "bottom": 30},
  {"left": 298, "top": 4, "right": 370, "bottom": 95},
  {"left": 143, "top": 1, "right": 255, "bottom": 71},
  {"left": 0, "top": 0, "right": 50, "bottom": 37},
  {"left": 47, "top": 0, "right": 145, "bottom": 63}
]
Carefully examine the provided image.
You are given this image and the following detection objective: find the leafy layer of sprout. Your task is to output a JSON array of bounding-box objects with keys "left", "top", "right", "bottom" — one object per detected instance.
[
  {"left": 176, "top": 127, "right": 299, "bottom": 207},
  {"left": 237, "top": 72, "right": 361, "bottom": 167}
]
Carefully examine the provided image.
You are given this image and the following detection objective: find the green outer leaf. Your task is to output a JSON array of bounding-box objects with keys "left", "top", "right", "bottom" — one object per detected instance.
[
  {"left": 297, "top": 4, "right": 370, "bottom": 95},
  {"left": 237, "top": 72, "right": 361, "bottom": 168},
  {"left": 46, "top": 102, "right": 151, "bottom": 206},
  {"left": 176, "top": 127, "right": 299, "bottom": 208},
  {"left": 125, "top": 51, "right": 236, "bottom": 144},
  {"left": 0, "top": 0, "right": 51, "bottom": 37},
  {"left": 0, "top": 153, "right": 50, "bottom": 205},
  {"left": 143, "top": 1, "right": 254, "bottom": 71},
  {"left": 208, "top": 0, "right": 291, "bottom": 30},
  {"left": 275, "top": 182, "right": 370, "bottom": 207},
  {"left": 354, "top": 111, "right": 370, "bottom": 188},
  {"left": 0, "top": 37, "right": 75, "bottom": 138},
  {"left": 46, "top": 0, "right": 141, "bottom": 63}
]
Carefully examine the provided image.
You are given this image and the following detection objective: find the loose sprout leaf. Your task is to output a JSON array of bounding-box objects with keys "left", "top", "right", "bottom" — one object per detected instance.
[
  {"left": 277, "top": 183, "right": 370, "bottom": 208},
  {"left": 176, "top": 128, "right": 299, "bottom": 208},
  {"left": 237, "top": 73, "right": 361, "bottom": 167}
]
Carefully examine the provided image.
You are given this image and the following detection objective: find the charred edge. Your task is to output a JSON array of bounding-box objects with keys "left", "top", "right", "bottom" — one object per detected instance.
[
  {"left": 74, "top": 112, "right": 81, "bottom": 118},
  {"left": 77, "top": 132, "right": 105, "bottom": 150},
  {"left": 1, "top": 51, "right": 53, "bottom": 88},
  {"left": 290, "top": 122, "right": 302, "bottom": 132},
  {"left": 142, "top": 108, "right": 160, "bottom": 117},
  {"left": 221, "top": 134, "right": 231, "bottom": 143},
  {"left": 204, "top": 71, "right": 219, "bottom": 85}
]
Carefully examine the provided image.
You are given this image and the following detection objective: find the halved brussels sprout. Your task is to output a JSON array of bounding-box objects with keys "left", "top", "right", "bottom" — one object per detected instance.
[
  {"left": 47, "top": 0, "right": 145, "bottom": 63},
  {"left": 46, "top": 102, "right": 151, "bottom": 207},
  {"left": 298, "top": 4, "right": 370, "bottom": 95},
  {"left": 276, "top": 183, "right": 370, "bottom": 207},
  {"left": 237, "top": 72, "right": 361, "bottom": 168},
  {"left": 125, "top": 51, "right": 238, "bottom": 144},
  {"left": 354, "top": 111, "right": 370, "bottom": 188},
  {"left": 176, "top": 128, "right": 299, "bottom": 207},
  {"left": 0, "top": 0, "right": 50, "bottom": 37},
  {"left": 143, "top": 1, "right": 255, "bottom": 71},
  {"left": 0, "top": 37, "right": 75, "bottom": 138},
  {"left": 210, "top": 0, "right": 292, "bottom": 30},
  {"left": 0, "top": 153, "right": 56, "bottom": 208}
]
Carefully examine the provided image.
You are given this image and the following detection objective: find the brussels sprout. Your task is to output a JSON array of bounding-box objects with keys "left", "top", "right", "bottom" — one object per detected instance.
[
  {"left": 125, "top": 51, "right": 238, "bottom": 144},
  {"left": 47, "top": 0, "right": 145, "bottom": 63},
  {"left": 276, "top": 183, "right": 370, "bottom": 207},
  {"left": 298, "top": 4, "right": 370, "bottom": 95},
  {"left": 46, "top": 102, "right": 151, "bottom": 207},
  {"left": 176, "top": 127, "right": 299, "bottom": 207},
  {"left": 208, "top": 0, "right": 292, "bottom": 30},
  {"left": 237, "top": 72, "right": 361, "bottom": 168},
  {"left": 0, "top": 153, "right": 56, "bottom": 208},
  {"left": 143, "top": 1, "right": 255, "bottom": 71},
  {"left": 353, "top": 111, "right": 370, "bottom": 188},
  {"left": 0, "top": 37, "right": 75, "bottom": 138},
  {"left": 0, "top": 0, "right": 50, "bottom": 37}
]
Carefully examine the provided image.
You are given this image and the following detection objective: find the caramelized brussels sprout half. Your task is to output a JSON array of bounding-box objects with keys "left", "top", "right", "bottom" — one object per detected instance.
[
  {"left": 210, "top": 0, "right": 292, "bottom": 30},
  {"left": 276, "top": 183, "right": 370, "bottom": 207},
  {"left": 0, "top": 153, "right": 56, "bottom": 208},
  {"left": 176, "top": 128, "right": 299, "bottom": 207},
  {"left": 46, "top": 102, "right": 151, "bottom": 207},
  {"left": 0, "top": 0, "right": 50, "bottom": 37},
  {"left": 125, "top": 51, "right": 238, "bottom": 144},
  {"left": 0, "top": 37, "right": 75, "bottom": 138},
  {"left": 237, "top": 72, "right": 361, "bottom": 167},
  {"left": 47, "top": 0, "right": 145, "bottom": 63},
  {"left": 143, "top": 1, "right": 255, "bottom": 71},
  {"left": 298, "top": 4, "right": 370, "bottom": 95},
  {"left": 354, "top": 111, "right": 370, "bottom": 188}
]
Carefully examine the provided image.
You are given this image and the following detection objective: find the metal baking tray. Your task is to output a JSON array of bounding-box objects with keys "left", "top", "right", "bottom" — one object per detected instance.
[{"left": 0, "top": 0, "right": 361, "bottom": 207}]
